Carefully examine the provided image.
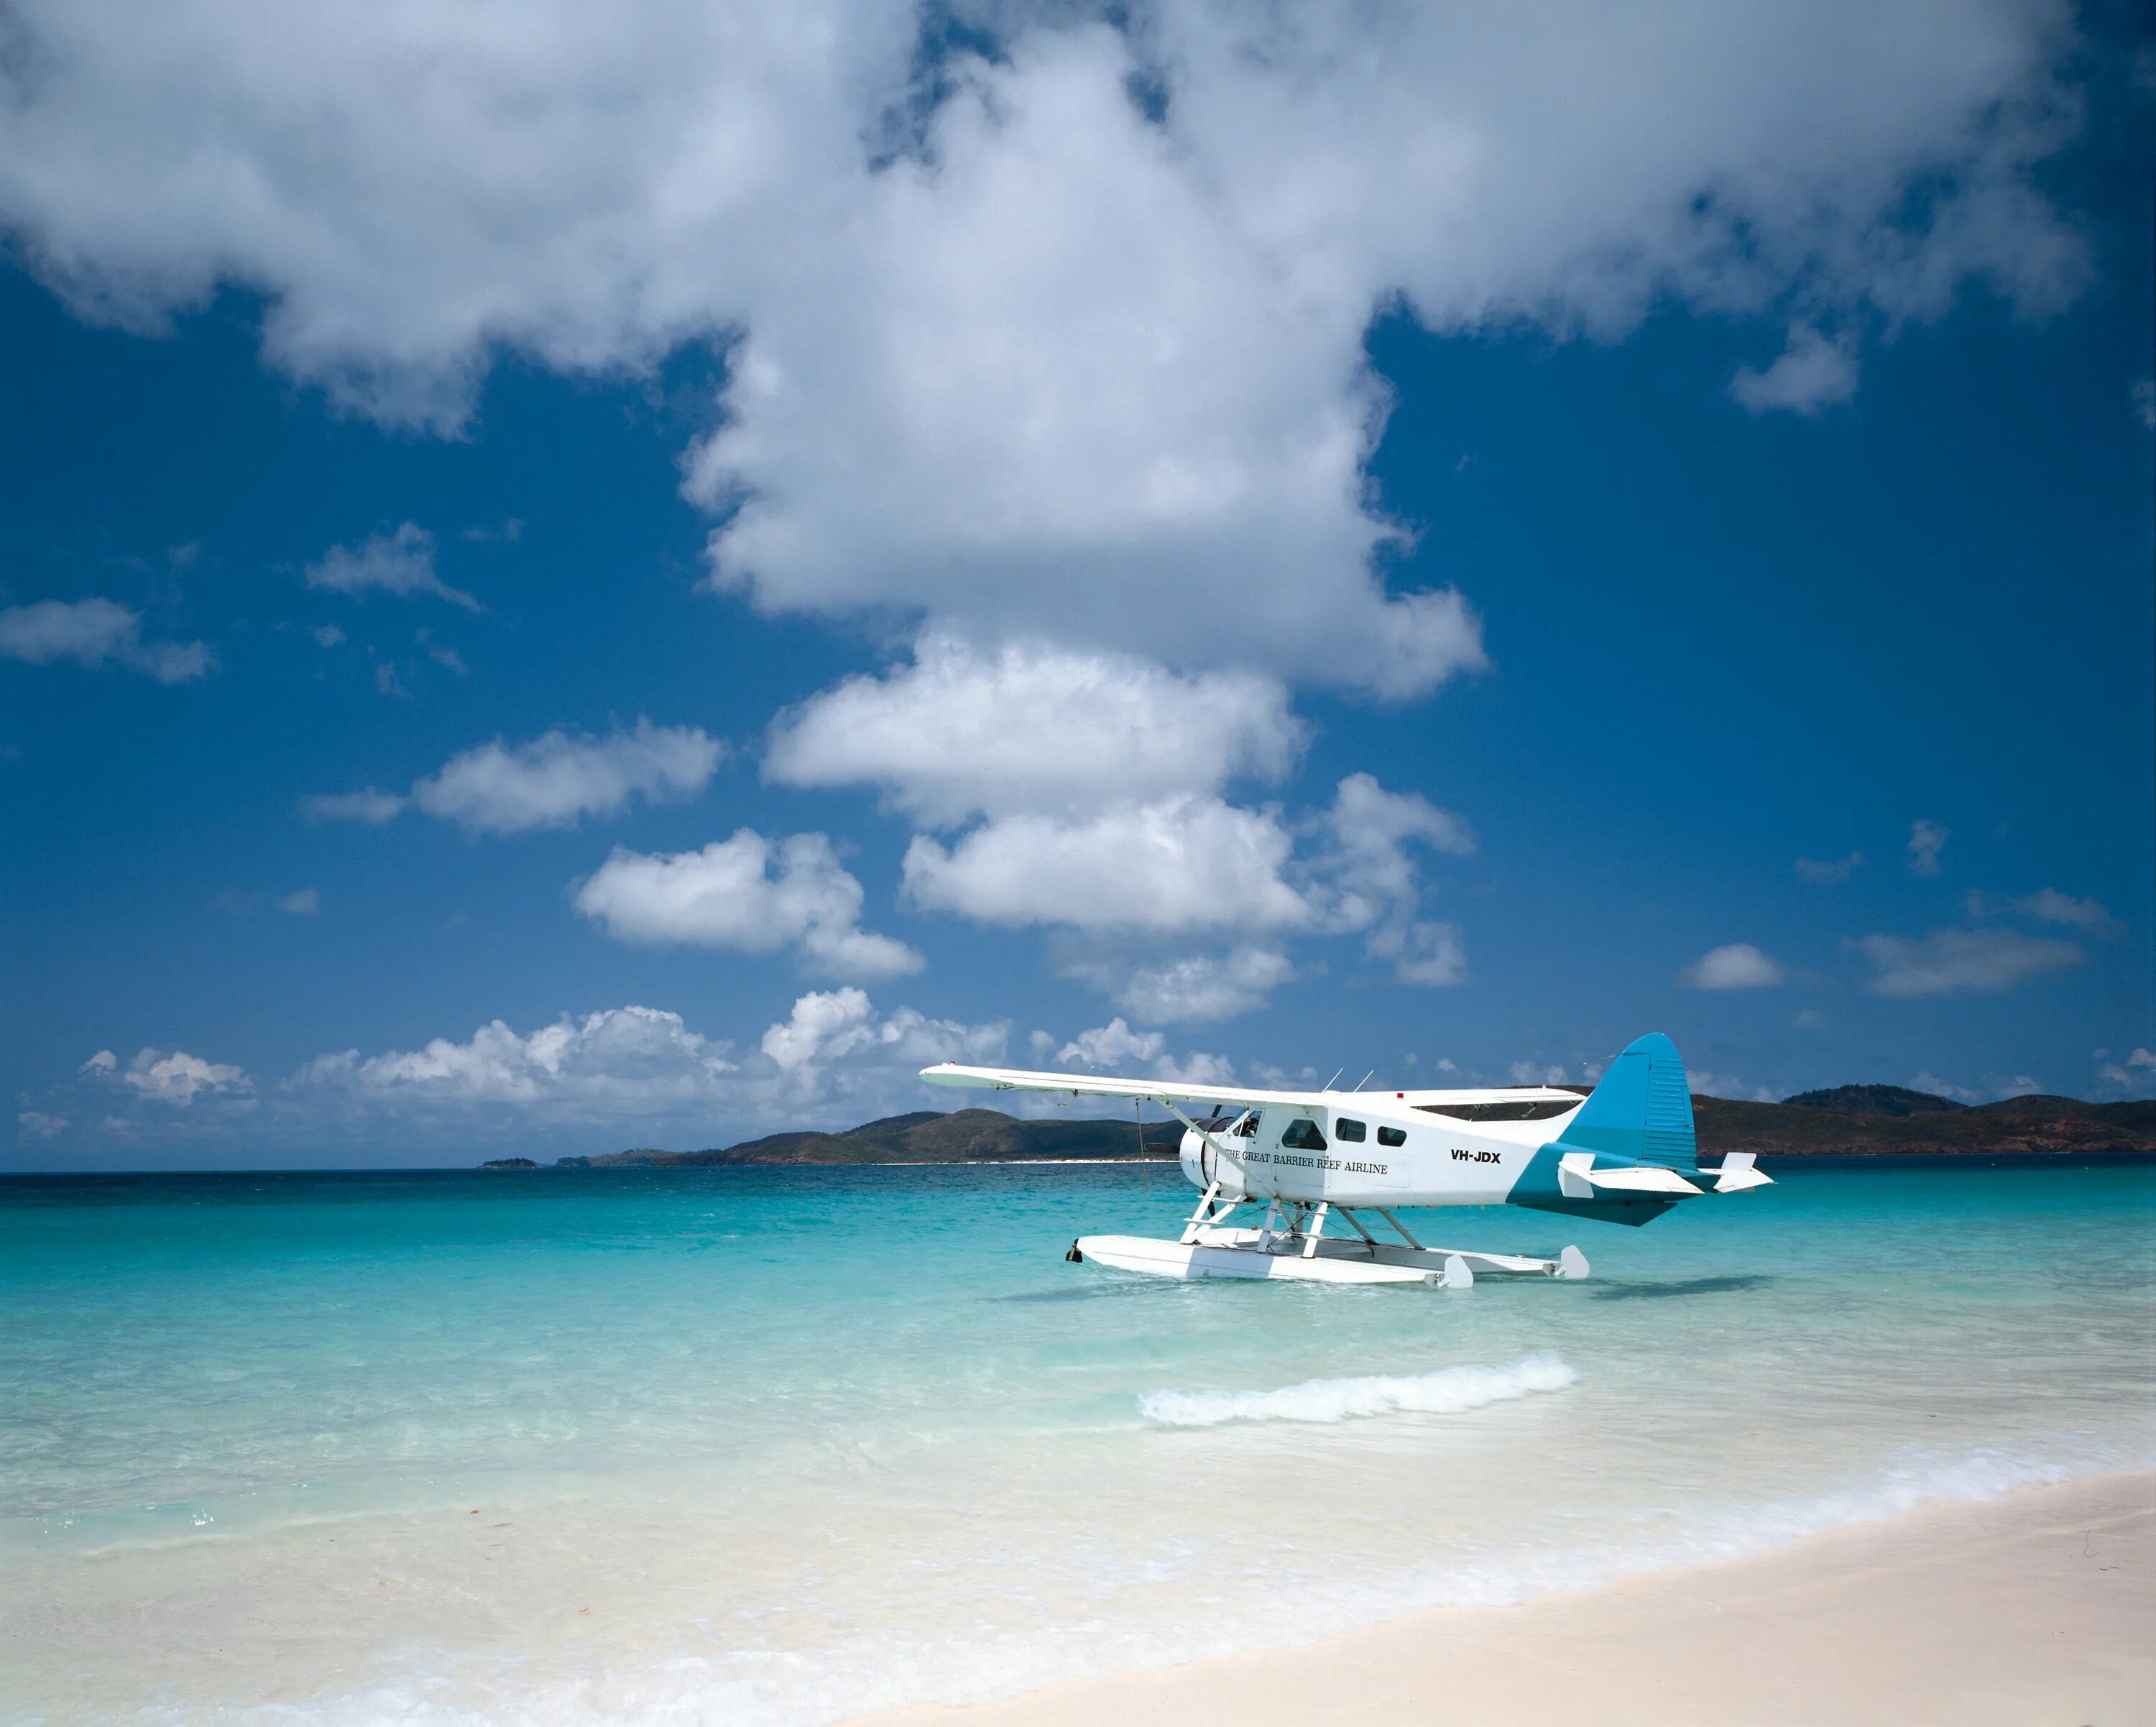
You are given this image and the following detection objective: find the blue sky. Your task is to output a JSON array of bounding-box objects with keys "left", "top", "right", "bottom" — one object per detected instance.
[{"left": 3, "top": 1, "right": 2152, "bottom": 1169}]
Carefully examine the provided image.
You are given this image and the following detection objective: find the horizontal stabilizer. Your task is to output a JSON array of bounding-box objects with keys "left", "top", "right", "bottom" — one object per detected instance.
[
  {"left": 1557, "top": 1151, "right": 1702, "bottom": 1197},
  {"left": 1709, "top": 1152, "right": 1774, "bottom": 1193}
]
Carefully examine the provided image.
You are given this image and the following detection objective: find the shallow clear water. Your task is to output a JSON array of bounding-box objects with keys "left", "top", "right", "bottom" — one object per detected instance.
[{"left": 2, "top": 1159, "right": 2151, "bottom": 1724}]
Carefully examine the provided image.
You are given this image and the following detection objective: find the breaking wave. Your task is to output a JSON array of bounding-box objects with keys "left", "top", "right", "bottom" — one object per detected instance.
[{"left": 1138, "top": 1352, "right": 1576, "bottom": 1427}]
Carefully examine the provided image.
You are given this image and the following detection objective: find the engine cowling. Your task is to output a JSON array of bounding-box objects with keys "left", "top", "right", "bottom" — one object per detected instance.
[{"left": 1178, "top": 1122, "right": 1253, "bottom": 1199}]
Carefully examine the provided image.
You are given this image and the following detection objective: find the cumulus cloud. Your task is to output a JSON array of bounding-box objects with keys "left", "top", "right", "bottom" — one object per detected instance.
[
  {"left": 2097, "top": 1047, "right": 2156, "bottom": 1091},
  {"left": 1907, "top": 819, "right": 1950, "bottom": 875},
  {"left": 1851, "top": 925, "right": 2082, "bottom": 996},
  {"left": 298, "top": 1005, "right": 738, "bottom": 1116},
  {"left": 411, "top": 720, "right": 725, "bottom": 835},
  {"left": 0, "top": 597, "right": 212, "bottom": 681},
  {"left": 301, "top": 720, "right": 724, "bottom": 834},
  {"left": 1057, "top": 1018, "right": 1165, "bottom": 1068},
  {"left": 903, "top": 771, "right": 1469, "bottom": 997},
  {"left": 904, "top": 796, "right": 1310, "bottom": 934},
  {"left": 1307, "top": 773, "right": 1475, "bottom": 984},
  {"left": 273, "top": 995, "right": 1008, "bottom": 1138},
  {"left": 272, "top": 994, "right": 1008, "bottom": 1136},
  {"left": 1047, "top": 1016, "right": 1235, "bottom": 1085},
  {"left": 17, "top": 1110, "right": 68, "bottom": 1139},
  {"left": 277, "top": 888, "right": 321, "bottom": 915},
  {"left": 754, "top": 989, "right": 1008, "bottom": 1102},
  {"left": 304, "top": 523, "right": 479, "bottom": 610},
  {"left": 2009, "top": 888, "right": 2120, "bottom": 934},
  {"left": 86, "top": 1046, "right": 254, "bottom": 1107},
  {"left": 765, "top": 633, "right": 1303, "bottom": 824},
  {"left": 1097, "top": 946, "right": 1296, "bottom": 1023},
  {"left": 1730, "top": 323, "right": 1858, "bottom": 415},
  {"left": 1795, "top": 851, "right": 1863, "bottom": 884},
  {"left": 0, "top": 0, "right": 2093, "bottom": 685},
  {"left": 1682, "top": 942, "right": 1786, "bottom": 989},
  {"left": 575, "top": 830, "right": 923, "bottom": 980}
]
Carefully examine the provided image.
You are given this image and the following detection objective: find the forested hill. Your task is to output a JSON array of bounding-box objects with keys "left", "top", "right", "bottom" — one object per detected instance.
[{"left": 480, "top": 1088, "right": 2156, "bottom": 1169}]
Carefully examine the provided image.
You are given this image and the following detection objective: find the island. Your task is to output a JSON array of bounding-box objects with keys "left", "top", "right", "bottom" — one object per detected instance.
[{"left": 479, "top": 1085, "right": 2156, "bottom": 1169}]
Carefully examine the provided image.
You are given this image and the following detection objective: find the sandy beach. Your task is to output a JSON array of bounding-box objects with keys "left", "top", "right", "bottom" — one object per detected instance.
[{"left": 857, "top": 1472, "right": 2155, "bottom": 1727}]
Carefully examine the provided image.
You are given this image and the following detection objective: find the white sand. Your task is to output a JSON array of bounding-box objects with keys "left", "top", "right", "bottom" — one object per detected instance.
[{"left": 854, "top": 1471, "right": 2155, "bottom": 1727}]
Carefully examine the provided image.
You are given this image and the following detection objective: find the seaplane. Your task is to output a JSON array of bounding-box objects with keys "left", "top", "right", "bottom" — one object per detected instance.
[{"left": 922, "top": 1033, "right": 1770, "bottom": 1288}]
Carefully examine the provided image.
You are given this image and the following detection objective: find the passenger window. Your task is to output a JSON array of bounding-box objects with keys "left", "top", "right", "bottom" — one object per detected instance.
[
  {"left": 1280, "top": 1118, "right": 1328, "bottom": 1151},
  {"left": 1335, "top": 1118, "right": 1367, "bottom": 1142},
  {"left": 1377, "top": 1125, "right": 1405, "bottom": 1147}
]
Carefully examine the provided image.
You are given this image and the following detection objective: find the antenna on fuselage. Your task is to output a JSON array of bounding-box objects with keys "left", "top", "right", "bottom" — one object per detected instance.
[
  {"left": 1322, "top": 1067, "right": 1345, "bottom": 1092},
  {"left": 1353, "top": 1069, "right": 1376, "bottom": 1092}
]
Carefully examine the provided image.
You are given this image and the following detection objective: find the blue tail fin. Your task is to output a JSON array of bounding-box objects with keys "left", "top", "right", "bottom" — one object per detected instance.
[{"left": 1556, "top": 1033, "right": 1696, "bottom": 1171}]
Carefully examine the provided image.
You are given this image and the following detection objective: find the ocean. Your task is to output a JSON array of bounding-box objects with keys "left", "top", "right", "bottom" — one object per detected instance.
[{"left": 3, "top": 1158, "right": 2151, "bottom": 1724}]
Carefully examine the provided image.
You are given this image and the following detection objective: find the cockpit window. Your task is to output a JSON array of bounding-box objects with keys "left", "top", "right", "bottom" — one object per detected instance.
[
  {"left": 1232, "top": 1111, "right": 1258, "bottom": 1138},
  {"left": 1280, "top": 1118, "right": 1328, "bottom": 1151},
  {"left": 1335, "top": 1118, "right": 1367, "bottom": 1142}
]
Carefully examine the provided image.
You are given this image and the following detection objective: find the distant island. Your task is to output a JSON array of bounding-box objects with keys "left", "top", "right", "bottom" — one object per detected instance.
[{"left": 479, "top": 1086, "right": 2156, "bottom": 1169}]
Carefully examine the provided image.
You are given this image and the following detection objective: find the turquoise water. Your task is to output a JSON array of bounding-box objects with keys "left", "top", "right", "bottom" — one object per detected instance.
[{"left": 3, "top": 1160, "right": 2152, "bottom": 1724}]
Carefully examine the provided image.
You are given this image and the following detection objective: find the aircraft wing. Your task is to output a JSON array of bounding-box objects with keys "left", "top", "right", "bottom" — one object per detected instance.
[{"left": 920, "top": 1061, "right": 1317, "bottom": 1114}]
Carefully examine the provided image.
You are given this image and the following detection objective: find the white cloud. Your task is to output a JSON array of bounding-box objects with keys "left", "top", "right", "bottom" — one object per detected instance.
[
  {"left": 300, "top": 1005, "right": 738, "bottom": 1115},
  {"left": 300, "top": 721, "right": 724, "bottom": 835},
  {"left": 765, "top": 633, "right": 1302, "bottom": 825},
  {"left": 300, "top": 788, "right": 407, "bottom": 824},
  {"left": 1057, "top": 1018, "right": 1165, "bottom": 1069},
  {"left": 903, "top": 771, "right": 1468, "bottom": 998},
  {"left": 1154, "top": 1049, "right": 1237, "bottom": 1087},
  {"left": 904, "top": 796, "right": 1310, "bottom": 934},
  {"left": 1509, "top": 1061, "right": 1569, "bottom": 1085},
  {"left": 2096, "top": 1047, "right": 2156, "bottom": 1092},
  {"left": 310, "top": 623, "right": 345, "bottom": 647},
  {"left": 277, "top": 888, "right": 321, "bottom": 916},
  {"left": 1912, "top": 1069, "right": 1986, "bottom": 1103},
  {"left": 0, "top": 0, "right": 2091, "bottom": 687},
  {"left": 754, "top": 990, "right": 1008, "bottom": 1107},
  {"left": 1103, "top": 946, "right": 1296, "bottom": 1023},
  {"left": 411, "top": 719, "right": 724, "bottom": 835},
  {"left": 0, "top": 597, "right": 212, "bottom": 682},
  {"left": 1308, "top": 773, "right": 1474, "bottom": 983},
  {"left": 93, "top": 1047, "right": 253, "bottom": 1107},
  {"left": 305, "top": 523, "right": 479, "bottom": 610},
  {"left": 1851, "top": 925, "right": 2082, "bottom": 996},
  {"left": 1045, "top": 1016, "right": 1236, "bottom": 1085},
  {"left": 1370, "top": 921, "right": 1469, "bottom": 988},
  {"left": 1687, "top": 1069, "right": 1778, "bottom": 1102},
  {"left": 1907, "top": 819, "right": 1950, "bottom": 875},
  {"left": 1731, "top": 323, "right": 1858, "bottom": 415},
  {"left": 2012, "top": 888, "right": 2120, "bottom": 934},
  {"left": 283, "top": 993, "right": 1006, "bottom": 1135},
  {"left": 574, "top": 830, "right": 923, "bottom": 980},
  {"left": 1682, "top": 942, "right": 1786, "bottom": 990},
  {"left": 1795, "top": 851, "right": 1863, "bottom": 884},
  {"left": 683, "top": 27, "right": 1485, "bottom": 695},
  {"left": 17, "top": 1110, "right": 68, "bottom": 1139}
]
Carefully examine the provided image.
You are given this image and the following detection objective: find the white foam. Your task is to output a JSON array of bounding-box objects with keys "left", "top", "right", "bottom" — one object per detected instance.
[{"left": 1138, "top": 1352, "right": 1576, "bottom": 1427}]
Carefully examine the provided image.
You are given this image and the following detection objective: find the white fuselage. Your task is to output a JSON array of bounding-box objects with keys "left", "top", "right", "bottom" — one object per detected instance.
[{"left": 1177, "top": 1093, "right": 1579, "bottom": 1209}]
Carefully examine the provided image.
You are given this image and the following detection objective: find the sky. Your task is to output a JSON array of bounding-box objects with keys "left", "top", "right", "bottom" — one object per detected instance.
[{"left": 2, "top": 0, "right": 2152, "bottom": 1170}]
